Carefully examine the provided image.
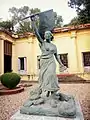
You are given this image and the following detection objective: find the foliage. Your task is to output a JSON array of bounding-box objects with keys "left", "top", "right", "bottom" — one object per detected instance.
[
  {"left": 0, "top": 6, "right": 63, "bottom": 33},
  {"left": 68, "top": 0, "right": 90, "bottom": 24},
  {"left": 0, "top": 20, "right": 13, "bottom": 32},
  {"left": 9, "top": 6, "right": 63, "bottom": 33},
  {"left": 0, "top": 72, "right": 21, "bottom": 89},
  {"left": 9, "top": 6, "right": 41, "bottom": 33},
  {"left": 64, "top": 16, "right": 80, "bottom": 26},
  {"left": 54, "top": 12, "right": 63, "bottom": 27}
]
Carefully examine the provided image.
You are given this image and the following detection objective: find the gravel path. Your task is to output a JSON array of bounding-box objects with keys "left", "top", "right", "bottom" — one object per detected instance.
[{"left": 0, "top": 83, "right": 90, "bottom": 120}]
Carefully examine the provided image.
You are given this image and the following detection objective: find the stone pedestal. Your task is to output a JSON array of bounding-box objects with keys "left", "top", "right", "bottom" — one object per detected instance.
[{"left": 10, "top": 100, "right": 84, "bottom": 120}]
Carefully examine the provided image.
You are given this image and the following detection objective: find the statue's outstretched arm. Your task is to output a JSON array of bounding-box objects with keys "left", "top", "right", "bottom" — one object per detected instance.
[
  {"left": 54, "top": 49, "right": 67, "bottom": 72},
  {"left": 31, "top": 18, "right": 43, "bottom": 44},
  {"left": 54, "top": 52, "right": 64, "bottom": 66}
]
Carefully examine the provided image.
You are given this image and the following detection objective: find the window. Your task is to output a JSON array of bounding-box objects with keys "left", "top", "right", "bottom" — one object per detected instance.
[
  {"left": 20, "top": 58, "right": 24, "bottom": 70},
  {"left": 18, "top": 57, "right": 27, "bottom": 74},
  {"left": 37, "top": 56, "right": 40, "bottom": 69},
  {"left": 58, "top": 53, "right": 68, "bottom": 67},
  {"left": 82, "top": 52, "right": 90, "bottom": 72},
  {"left": 83, "top": 52, "right": 90, "bottom": 66}
]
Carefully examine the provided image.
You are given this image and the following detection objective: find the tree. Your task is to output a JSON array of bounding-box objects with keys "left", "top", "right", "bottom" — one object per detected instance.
[
  {"left": 54, "top": 12, "right": 63, "bottom": 27},
  {"left": 9, "top": 6, "right": 41, "bottom": 33},
  {"left": 66, "top": 17, "right": 80, "bottom": 26},
  {"left": 0, "top": 20, "right": 13, "bottom": 32},
  {"left": 68, "top": 0, "right": 90, "bottom": 24},
  {"left": 9, "top": 6, "right": 63, "bottom": 33}
]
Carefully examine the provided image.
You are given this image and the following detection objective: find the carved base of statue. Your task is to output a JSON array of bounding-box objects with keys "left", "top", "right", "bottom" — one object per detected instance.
[{"left": 20, "top": 91, "right": 77, "bottom": 118}]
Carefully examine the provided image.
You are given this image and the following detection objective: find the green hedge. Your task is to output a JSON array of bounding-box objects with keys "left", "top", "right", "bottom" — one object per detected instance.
[{"left": 0, "top": 72, "right": 21, "bottom": 89}]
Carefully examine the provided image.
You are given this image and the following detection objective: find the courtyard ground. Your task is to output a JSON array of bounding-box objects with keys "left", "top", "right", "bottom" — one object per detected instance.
[{"left": 0, "top": 82, "right": 90, "bottom": 120}]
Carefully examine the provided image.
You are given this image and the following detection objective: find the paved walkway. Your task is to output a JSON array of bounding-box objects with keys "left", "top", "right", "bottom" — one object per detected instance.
[{"left": 0, "top": 83, "right": 90, "bottom": 120}]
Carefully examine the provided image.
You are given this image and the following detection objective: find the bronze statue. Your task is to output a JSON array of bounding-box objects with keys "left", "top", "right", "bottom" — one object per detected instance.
[
  {"left": 20, "top": 10, "right": 76, "bottom": 118},
  {"left": 30, "top": 15, "right": 67, "bottom": 98}
]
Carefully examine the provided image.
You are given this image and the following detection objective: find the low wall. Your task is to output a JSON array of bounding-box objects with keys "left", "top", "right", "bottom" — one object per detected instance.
[
  {"left": 57, "top": 73, "right": 90, "bottom": 82},
  {"left": 20, "top": 74, "right": 38, "bottom": 81},
  {"left": 20, "top": 72, "right": 90, "bottom": 82}
]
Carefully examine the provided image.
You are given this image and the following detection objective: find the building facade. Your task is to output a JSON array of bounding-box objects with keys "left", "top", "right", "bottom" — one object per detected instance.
[{"left": 0, "top": 24, "right": 90, "bottom": 81}]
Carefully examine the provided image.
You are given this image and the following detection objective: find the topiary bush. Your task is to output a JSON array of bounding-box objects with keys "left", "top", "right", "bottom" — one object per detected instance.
[{"left": 0, "top": 72, "right": 21, "bottom": 89}]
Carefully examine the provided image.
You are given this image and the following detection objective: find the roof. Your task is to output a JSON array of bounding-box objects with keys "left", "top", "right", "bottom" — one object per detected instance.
[
  {"left": 53, "top": 23, "right": 90, "bottom": 33},
  {"left": 0, "top": 29, "right": 34, "bottom": 39},
  {"left": 0, "top": 29, "right": 12, "bottom": 36},
  {"left": 0, "top": 23, "right": 90, "bottom": 39},
  {"left": 12, "top": 32, "right": 34, "bottom": 39}
]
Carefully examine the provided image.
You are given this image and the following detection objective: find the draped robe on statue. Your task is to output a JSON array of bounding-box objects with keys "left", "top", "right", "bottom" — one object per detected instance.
[{"left": 38, "top": 41, "right": 59, "bottom": 92}]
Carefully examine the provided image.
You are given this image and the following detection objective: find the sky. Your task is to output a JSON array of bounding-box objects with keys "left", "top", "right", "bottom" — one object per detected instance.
[{"left": 0, "top": 0, "right": 77, "bottom": 24}]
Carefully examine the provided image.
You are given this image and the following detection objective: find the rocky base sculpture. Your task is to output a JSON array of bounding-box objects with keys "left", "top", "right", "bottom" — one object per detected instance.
[{"left": 20, "top": 90, "right": 76, "bottom": 118}]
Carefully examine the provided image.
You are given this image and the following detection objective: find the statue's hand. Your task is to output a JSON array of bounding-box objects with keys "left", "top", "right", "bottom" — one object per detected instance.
[
  {"left": 31, "top": 17, "right": 35, "bottom": 21},
  {"left": 59, "top": 65, "right": 68, "bottom": 72},
  {"left": 31, "top": 15, "right": 36, "bottom": 21},
  {"left": 63, "top": 68, "right": 69, "bottom": 73}
]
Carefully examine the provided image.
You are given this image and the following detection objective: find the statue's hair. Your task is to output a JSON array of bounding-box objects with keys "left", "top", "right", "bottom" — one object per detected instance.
[{"left": 44, "top": 31, "right": 54, "bottom": 41}]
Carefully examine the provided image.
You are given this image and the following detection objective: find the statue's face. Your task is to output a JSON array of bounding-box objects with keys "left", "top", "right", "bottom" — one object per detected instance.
[{"left": 44, "top": 31, "right": 52, "bottom": 40}]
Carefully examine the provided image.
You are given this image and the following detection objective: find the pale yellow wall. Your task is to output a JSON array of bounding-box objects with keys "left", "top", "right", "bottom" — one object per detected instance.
[
  {"left": 32, "top": 37, "right": 39, "bottom": 75},
  {"left": 53, "top": 32, "right": 79, "bottom": 73},
  {"left": 0, "top": 32, "right": 14, "bottom": 75},
  {"left": 1, "top": 28, "right": 90, "bottom": 81},
  {"left": 33, "top": 29, "right": 90, "bottom": 75},
  {"left": 76, "top": 29, "right": 90, "bottom": 72},
  {"left": 12, "top": 42, "right": 17, "bottom": 73},
  {"left": 12, "top": 37, "right": 35, "bottom": 76},
  {"left": 32, "top": 31, "right": 78, "bottom": 75},
  {"left": 0, "top": 32, "right": 14, "bottom": 42}
]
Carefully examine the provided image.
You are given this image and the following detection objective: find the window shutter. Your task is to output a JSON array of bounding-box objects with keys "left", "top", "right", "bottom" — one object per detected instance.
[
  {"left": 24, "top": 57, "right": 27, "bottom": 71},
  {"left": 18, "top": 58, "right": 20, "bottom": 71}
]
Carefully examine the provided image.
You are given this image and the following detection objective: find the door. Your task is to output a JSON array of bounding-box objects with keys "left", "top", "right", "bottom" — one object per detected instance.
[{"left": 4, "top": 41, "right": 12, "bottom": 73}]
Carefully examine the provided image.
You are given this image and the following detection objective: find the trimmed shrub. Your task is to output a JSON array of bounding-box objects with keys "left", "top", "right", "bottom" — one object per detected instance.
[{"left": 0, "top": 72, "right": 21, "bottom": 89}]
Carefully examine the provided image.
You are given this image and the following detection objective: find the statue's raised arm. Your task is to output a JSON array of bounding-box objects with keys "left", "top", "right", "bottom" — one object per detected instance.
[{"left": 31, "top": 17, "right": 43, "bottom": 44}]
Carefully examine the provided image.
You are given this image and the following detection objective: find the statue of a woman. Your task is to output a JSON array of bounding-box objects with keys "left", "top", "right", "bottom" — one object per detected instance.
[
  {"left": 20, "top": 16, "right": 76, "bottom": 118},
  {"left": 30, "top": 16, "right": 67, "bottom": 98}
]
